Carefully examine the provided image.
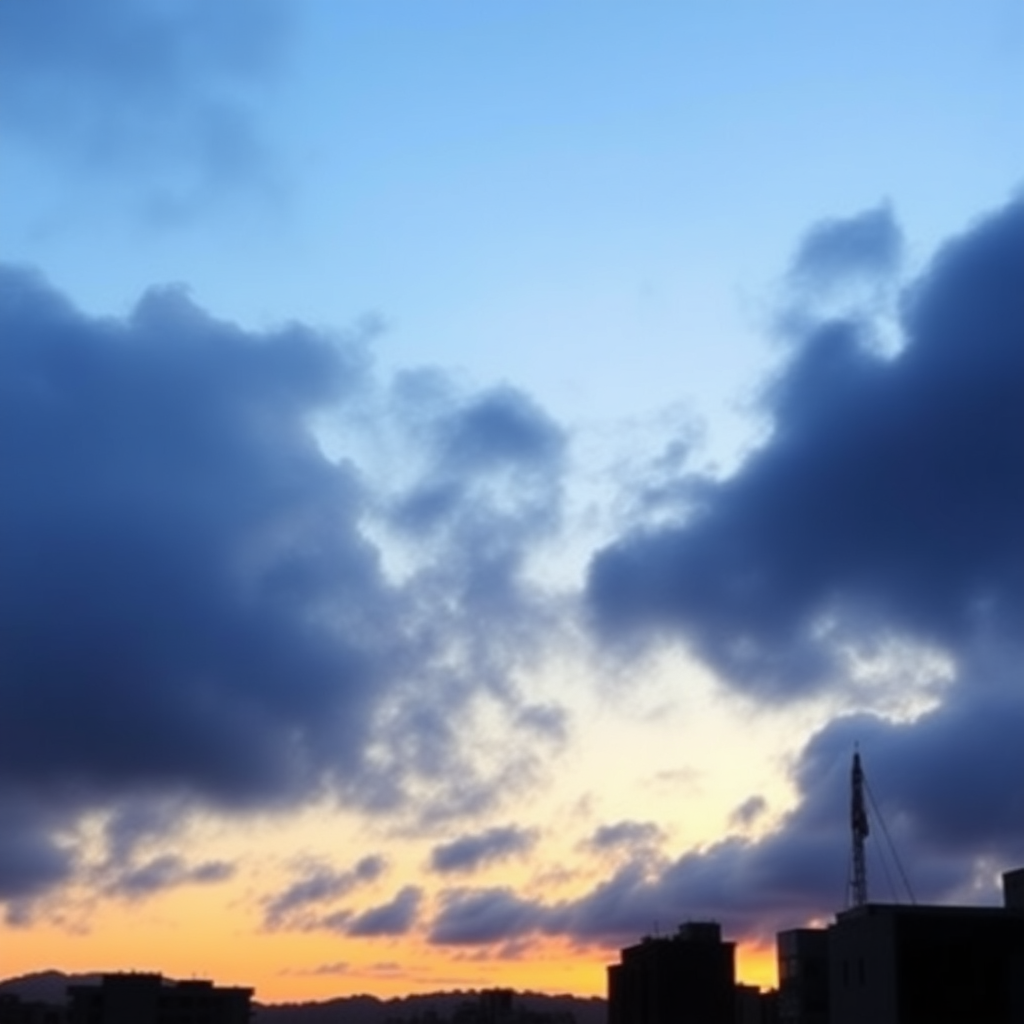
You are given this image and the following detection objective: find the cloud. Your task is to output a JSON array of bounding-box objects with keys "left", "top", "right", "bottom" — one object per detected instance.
[
  {"left": 0, "top": 265, "right": 385, "bottom": 809},
  {"left": 264, "top": 856, "right": 386, "bottom": 929},
  {"left": 347, "top": 886, "right": 423, "bottom": 937},
  {"left": 418, "top": 198, "right": 1024, "bottom": 953},
  {"left": 729, "top": 796, "right": 768, "bottom": 830},
  {"left": 556, "top": 665, "right": 1024, "bottom": 944},
  {"left": 425, "top": 644, "right": 1024, "bottom": 949},
  {"left": 588, "top": 196, "right": 1024, "bottom": 697},
  {"left": 286, "top": 962, "right": 351, "bottom": 977},
  {"left": 104, "top": 854, "right": 235, "bottom": 900},
  {"left": 586, "top": 821, "right": 664, "bottom": 854},
  {"left": 0, "top": 0, "right": 290, "bottom": 220},
  {"left": 573, "top": 197, "right": 1024, "bottom": 945},
  {"left": 99, "top": 801, "right": 192, "bottom": 870},
  {"left": 797, "top": 652, "right": 1024, "bottom": 867},
  {"left": 430, "top": 827, "right": 538, "bottom": 874},
  {"left": 0, "top": 264, "right": 569, "bottom": 906},
  {"left": 515, "top": 703, "right": 569, "bottom": 743},
  {"left": 352, "top": 372, "right": 570, "bottom": 824},
  {"left": 788, "top": 204, "right": 903, "bottom": 291},
  {"left": 0, "top": 796, "right": 75, "bottom": 911},
  {"left": 430, "top": 887, "right": 546, "bottom": 945},
  {"left": 436, "top": 387, "right": 565, "bottom": 474},
  {"left": 388, "top": 378, "right": 566, "bottom": 570}
]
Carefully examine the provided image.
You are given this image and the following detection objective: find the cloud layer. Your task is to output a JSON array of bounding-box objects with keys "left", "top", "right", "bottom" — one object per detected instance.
[
  {"left": 588, "top": 197, "right": 1024, "bottom": 697},
  {"left": 575, "top": 195, "right": 1024, "bottom": 939},
  {"left": 0, "top": 265, "right": 567, "bottom": 909},
  {"left": 3, "top": 194, "right": 1022, "bottom": 955}
]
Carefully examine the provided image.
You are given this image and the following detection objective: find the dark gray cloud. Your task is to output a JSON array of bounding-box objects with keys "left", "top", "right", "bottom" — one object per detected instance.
[
  {"left": 390, "top": 379, "right": 565, "bottom": 561},
  {"left": 100, "top": 802, "right": 185, "bottom": 869},
  {"left": 576, "top": 197, "right": 1024, "bottom": 943},
  {"left": 420, "top": 198, "right": 1024, "bottom": 952},
  {"left": 88, "top": 799, "right": 236, "bottom": 903},
  {"left": 430, "top": 887, "right": 546, "bottom": 945},
  {"left": 586, "top": 821, "right": 664, "bottom": 853},
  {"left": 729, "top": 796, "right": 768, "bottom": 830},
  {"left": 0, "top": 265, "right": 385, "bottom": 808},
  {"left": 795, "top": 657, "right": 1024, "bottom": 867},
  {"left": 588, "top": 197, "right": 1024, "bottom": 696},
  {"left": 436, "top": 388, "right": 565, "bottom": 476},
  {"left": 0, "top": 265, "right": 568, "bottom": 907},
  {"left": 788, "top": 204, "right": 903, "bottom": 290},
  {"left": 347, "top": 886, "right": 422, "bottom": 937},
  {"left": 0, "top": 796, "right": 75, "bottom": 911},
  {"left": 360, "top": 373, "right": 569, "bottom": 824},
  {"left": 264, "top": 856, "right": 386, "bottom": 930},
  {"left": 104, "top": 854, "right": 235, "bottom": 900},
  {"left": 0, "top": 0, "right": 290, "bottom": 219},
  {"left": 431, "top": 827, "right": 538, "bottom": 874}
]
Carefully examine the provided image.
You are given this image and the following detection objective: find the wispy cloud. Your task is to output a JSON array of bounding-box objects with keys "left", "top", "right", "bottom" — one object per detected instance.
[
  {"left": 263, "top": 856, "right": 386, "bottom": 930},
  {"left": 431, "top": 827, "right": 538, "bottom": 874},
  {"left": 0, "top": 0, "right": 292, "bottom": 221}
]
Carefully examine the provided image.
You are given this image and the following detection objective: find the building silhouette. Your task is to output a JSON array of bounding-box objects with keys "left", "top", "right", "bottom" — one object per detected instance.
[
  {"left": 607, "top": 921, "right": 737, "bottom": 1024},
  {"left": 735, "top": 984, "right": 777, "bottom": 1024},
  {"left": 1005, "top": 866, "right": 1024, "bottom": 911},
  {"left": 67, "top": 974, "right": 252, "bottom": 1024},
  {"left": 776, "top": 928, "right": 829, "bottom": 1024},
  {"left": 826, "top": 873, "right": 1024, "bottom": 1024},
  {"left": 774, "top": 879, "right": 1024, "bottom": 1024},
  {"left": 0, "top": 994, "right": 65, "bottom": 1024}
]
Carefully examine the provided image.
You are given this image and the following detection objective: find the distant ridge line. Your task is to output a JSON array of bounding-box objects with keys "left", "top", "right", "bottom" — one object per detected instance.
[{"left": 0, "top": 972, "right": 607, "bottom": 1024}]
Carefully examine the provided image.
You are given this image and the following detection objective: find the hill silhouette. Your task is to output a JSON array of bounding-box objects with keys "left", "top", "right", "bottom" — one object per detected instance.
[
  {"left": 0, "top": 970, "right": 102, "bottom": 1004},
  {"left": 0, "top": 972, "right": 606, "bottom": 1024},
  {"left": 254, "top": 991, "right": 606, "bottom": 1024}
]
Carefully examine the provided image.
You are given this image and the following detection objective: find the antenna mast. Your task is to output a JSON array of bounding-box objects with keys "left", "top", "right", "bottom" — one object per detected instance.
[{"left": 850, "top": 749, "right": 870, "bottom": 906}]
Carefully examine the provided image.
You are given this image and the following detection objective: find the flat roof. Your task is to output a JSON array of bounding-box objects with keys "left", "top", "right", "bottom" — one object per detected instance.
[{"left": 836, "top": 902, "right": 1024, "bottom": 922}]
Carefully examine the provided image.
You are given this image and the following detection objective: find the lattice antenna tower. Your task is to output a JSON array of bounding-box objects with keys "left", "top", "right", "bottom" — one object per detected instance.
[{"left": 850, "top": 748, "right": 870, "bottom": 906}]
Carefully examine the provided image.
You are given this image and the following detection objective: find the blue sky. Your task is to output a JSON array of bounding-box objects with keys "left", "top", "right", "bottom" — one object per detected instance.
[
  {"left": 6, "top": 2, "right": 1020, "bottom": 430},
  {"left": 1, "top": 0, "right": 1023, "bottom": 1001}
]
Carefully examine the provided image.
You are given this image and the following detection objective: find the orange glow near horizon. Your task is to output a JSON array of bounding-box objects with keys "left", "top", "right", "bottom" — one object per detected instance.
[
  {"left": 5, "top": 923, "right": 779, "bottom": 1005},
  {"left": 2, "top": 662, "right": 800, "bottom": 1006},
  {"left": 735, "top": 941, "right": 778, "bottom": 991}
]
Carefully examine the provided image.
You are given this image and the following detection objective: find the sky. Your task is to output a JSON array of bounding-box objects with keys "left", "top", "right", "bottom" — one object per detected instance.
[{"left": 1, "top": 0, "right": 1023, "bottom": 1005}]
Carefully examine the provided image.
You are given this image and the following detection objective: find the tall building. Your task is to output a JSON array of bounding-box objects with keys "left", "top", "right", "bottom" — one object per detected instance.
[
  {"left": 776, "top": 928, "right": 829, "bottom": 1024},
  {"left": 607, "top": 921, "right": 736, "bottom": 1024},
  {"left": 67, "top": 974, "right": 252, "bottom": 1024},
  {"left": 827, "top": 896, "right": 1024, "bottom": 1024}
]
